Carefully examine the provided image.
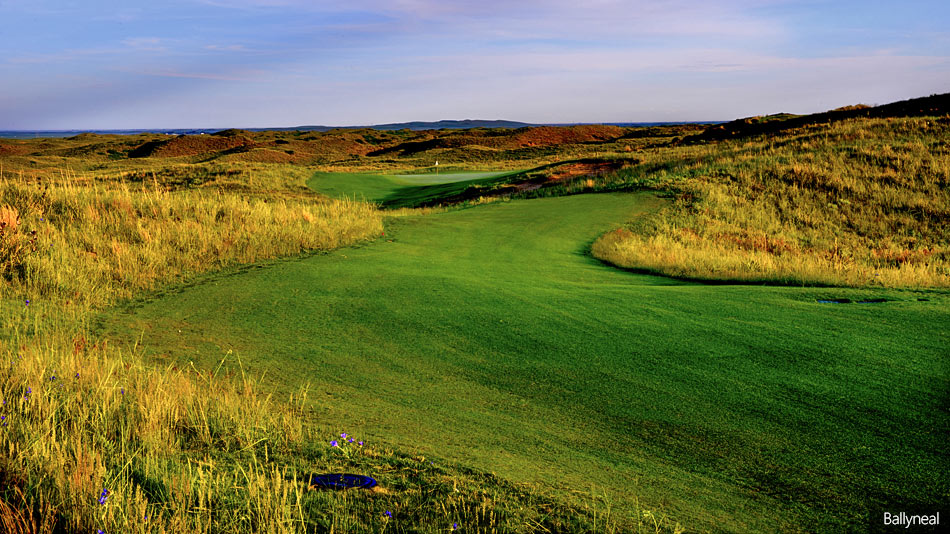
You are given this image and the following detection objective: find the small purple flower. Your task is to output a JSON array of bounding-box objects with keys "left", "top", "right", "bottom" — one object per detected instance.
[
  {"left": 358, "top": 440, "right": 364, "bottom": 446},
  {"left": 120, "top": 388, "right": 125, "bottom": 395},
  {"left": 384, "top": 510, "right": 392, "bottom": 518},
  {"left": 452, "top": 523, "right": 458, "bottom": 531},
  {"left": 75, "top": 373, "right": 80, "bottom": 379},
  {"left": 330, "top": 440, "right": 339, "bottom": 447},
  {"left": 348, "top": 438, "right": 354, "bottom": 443},
  {"left": 340, "top": 432, "right": 347, "bottom": 439},
  {"left": 50, "top": 375, "right": 55, "bottom": 381},
  {"left": 25, "top": 300, "right": 30, "bottom": 306},
  {"left": 98, "top": 488, "right": 109, "bottom": 505},
  {"left": 97, "top": 530, "right": 105, "bottom": 534}
]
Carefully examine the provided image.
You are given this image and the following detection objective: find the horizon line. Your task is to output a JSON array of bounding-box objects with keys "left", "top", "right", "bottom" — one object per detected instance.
[{"left": 0, "top": 119, "right": 728, "bottom": 133}]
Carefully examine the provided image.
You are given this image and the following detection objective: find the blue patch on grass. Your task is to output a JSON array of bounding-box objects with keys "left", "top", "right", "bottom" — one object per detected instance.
[{"left": 308, "top": 473, "right": 377, "bottom": 490}]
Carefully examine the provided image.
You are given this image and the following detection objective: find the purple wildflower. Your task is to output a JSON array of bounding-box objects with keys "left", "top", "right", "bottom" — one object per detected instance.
[
  {"left": 348, "top": 438, "right": 354, "bottom": 443},
  {"left": 25, "top": 300, "right": 30, "bottom": 306},
  {"left": 340, "top": 432, "right": 347, "bottom": 439},
  {"left": 358, "top": 440, "right": 364, "bottom": 446},
  {"left": 452, "top": 523, "right": 458, "bottom": 531},
  {"left": 384, "top": 511, "right": 392, "bottom": 518},
  {"left": 330, "top": 440, "right": 339, "bottom": 447},
  {"left": 98, "top": 488, "right": 109, "bottom": 505}
]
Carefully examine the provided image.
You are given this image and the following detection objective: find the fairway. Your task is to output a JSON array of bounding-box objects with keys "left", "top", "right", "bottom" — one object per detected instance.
[
  {"left": 307, "top": 170, "right": 518, "bottom": 207},
  {"left": 100, "top": 192, "right": 949, "bottom": 532}
]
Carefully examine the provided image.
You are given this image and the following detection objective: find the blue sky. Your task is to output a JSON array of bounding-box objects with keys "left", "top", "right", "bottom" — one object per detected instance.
[{"left": 1, "top": 0, "right": 947, "bottom": 129}]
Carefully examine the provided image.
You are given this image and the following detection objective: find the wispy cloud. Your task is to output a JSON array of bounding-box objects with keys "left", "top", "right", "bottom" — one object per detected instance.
[
  {"left": 205, "top": 44, "right": 248, "bottom": 52},
  {"left": 134, "top": 69, "right": 268, "bottom": 82},
  {"left": 122, "top": 37, "right": 172, "bottom": 52},
  {"left": 1, "top": 0, "right": 947, "bottom": 128}
]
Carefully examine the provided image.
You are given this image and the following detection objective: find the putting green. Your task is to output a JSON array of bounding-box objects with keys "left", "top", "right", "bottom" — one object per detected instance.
[
  {"left": 99, "top": 192, "right": 949, "bottom": 533},
  {"left": 307, "top": 170, "right": 518, "bottom": 207}
]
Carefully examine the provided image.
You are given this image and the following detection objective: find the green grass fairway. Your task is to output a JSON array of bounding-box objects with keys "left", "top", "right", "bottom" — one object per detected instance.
[
  {"left": 307, "top": 170, "right": 518, "bottom": 207},
  {"left": 99, "top": 192, "right": 949, "bottom": 533}
]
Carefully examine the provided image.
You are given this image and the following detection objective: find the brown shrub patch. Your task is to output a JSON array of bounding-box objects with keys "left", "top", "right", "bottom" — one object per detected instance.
[
  {"left": 131, "top": 134, "right": 257, "bottom": 158},
  {"left": 545, "top": 161, "right": 624, "bottom": 181},
  {"left": 513, "top": 125, "right": 625, "bottom": 147}
]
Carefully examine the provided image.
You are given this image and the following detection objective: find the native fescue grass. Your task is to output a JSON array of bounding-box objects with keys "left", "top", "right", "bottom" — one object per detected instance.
[
  {"left": 0, "top": 176, "right": 383, "bottom": 309},
  {"left": 0, "top": 172, "right": 380, "bottom": 532},
  {"left": 588, "top": 117, "right": 950, "bottom": 287},
  {"left": 0, "top": 339, "right": 307, "bottom": 533}
]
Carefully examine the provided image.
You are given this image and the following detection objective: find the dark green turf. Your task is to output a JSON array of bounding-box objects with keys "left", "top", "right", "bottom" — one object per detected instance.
[
  {"left": 307, "top": 170, "right": 519, "bottom": 208},
  {"left": 99, "top": 192, "right": 950, "bottom": 533}
]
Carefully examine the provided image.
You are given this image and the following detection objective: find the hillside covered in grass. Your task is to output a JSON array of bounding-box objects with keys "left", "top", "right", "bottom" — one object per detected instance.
[{"left": 590, "top": 115, "right": 950, "bottom": 287}]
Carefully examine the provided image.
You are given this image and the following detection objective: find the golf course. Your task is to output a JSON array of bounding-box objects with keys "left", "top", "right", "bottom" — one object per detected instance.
[
  {"left": 306, "top": 170, "right": 519, "bottom": 207},
  {"left": 98, "top": 181, "right": 949, "bottom": 532},
  {"left": 2, "top": 100, "right": 948, "bottom": 533}
]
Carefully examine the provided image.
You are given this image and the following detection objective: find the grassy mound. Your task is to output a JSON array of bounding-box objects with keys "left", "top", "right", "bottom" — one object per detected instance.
[{"left": 583, "top": 117, "right": 950, "bottom": 288}]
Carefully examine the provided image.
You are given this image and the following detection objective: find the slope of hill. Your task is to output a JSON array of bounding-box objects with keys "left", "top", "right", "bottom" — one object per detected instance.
[{"left": 689, "top": 92, "right": 949, "bottom": 142}]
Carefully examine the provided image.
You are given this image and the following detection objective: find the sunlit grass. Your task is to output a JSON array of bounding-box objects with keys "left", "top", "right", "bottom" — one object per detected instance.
[{"left": 583, "top": 117, "right": 950, "bottom": 287}]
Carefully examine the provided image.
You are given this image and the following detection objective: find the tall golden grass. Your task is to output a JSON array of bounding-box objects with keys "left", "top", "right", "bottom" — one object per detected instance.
[
  {"left": 592, "top": 117, "right": 950, "bottom": 287},
  {"left": 0, "top": 174, "right": 382, "bottom": 532},
  {"left": 1, "top": 177, "right": 383, "bottom": 309}
]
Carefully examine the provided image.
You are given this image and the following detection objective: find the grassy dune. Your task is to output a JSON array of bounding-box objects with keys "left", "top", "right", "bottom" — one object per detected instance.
[
  {"left": 588, "top": 117, "right": 950, "bottom": 287},
  {"left": 1, "top": 177, "right": 381, "bottom": 309}
]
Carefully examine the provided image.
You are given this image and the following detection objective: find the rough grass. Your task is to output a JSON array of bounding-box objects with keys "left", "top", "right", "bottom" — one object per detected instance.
[
  {"left": 0, "top": 175, "right": 382, "bottom": 310},
  {"left": 585, "top": 117, "right": 950, "bottom": 287}
]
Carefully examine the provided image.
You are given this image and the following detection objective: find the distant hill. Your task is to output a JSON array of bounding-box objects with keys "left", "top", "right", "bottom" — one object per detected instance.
[{"left": 288, "top": 119, "right": 536, "bottom": 132}]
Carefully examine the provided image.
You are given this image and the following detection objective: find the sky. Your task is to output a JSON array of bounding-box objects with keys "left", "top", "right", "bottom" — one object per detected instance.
[{"left": 0, "top": 0, "right": 947, "bottom": 129}]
